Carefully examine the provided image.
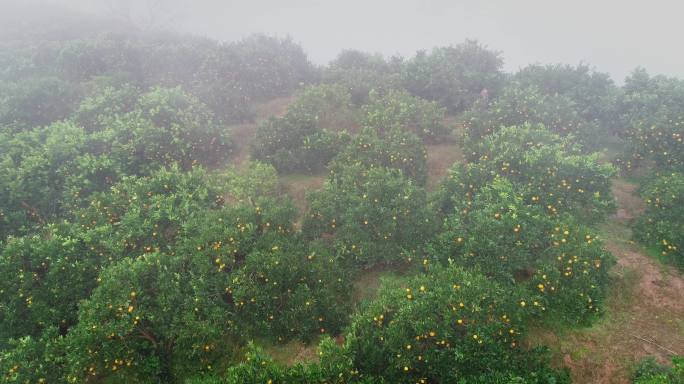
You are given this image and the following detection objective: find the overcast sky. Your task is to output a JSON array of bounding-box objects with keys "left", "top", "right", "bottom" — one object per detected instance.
[{"left": 19, "top": 0, "right": 684, "bottom": 82}]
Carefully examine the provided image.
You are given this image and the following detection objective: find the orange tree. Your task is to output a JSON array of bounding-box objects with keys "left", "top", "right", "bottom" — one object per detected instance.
[
  {"left": 323, "top": 49, "right": 402, "bottom": 105},
  {"left": 618, "top": 69, "right": 684, "bottom": 172},
  {"left": 71, "top": 84, "right": 140, "bottom": 133},
  {"left": 0, "top": 76, "right": 80, "bottom": 132},
  {"left": 462, "top": 83, "right": 598, "bottom": 149},
  {"left": 361, "top": 89, "right": 450, "bottom": 142},
  {"left": 0, "top": 327, "right": 65, "bottom": 384},
  {"left": 0, "top": 86, "right": 232, "bottom": 239},
  {"left": 287, "top": 84, "right": 360, "bottom": 131},
  {"left": 513, "top": 64, "right": 619, "bottom": 128},
  {"left": 340, "top": 264, "right": 570, "bottom": 383},
  {"left": 0, "top": 231, "right": 104, "bottom": 344},
  {"left": 329, "top": 128, "right": 428, "bottom": 185},
  {"left": 303, "top": 164, "right": 435, "bottom": 269},
  {"left": 401, "top": 40, "right": 504, "bottom": 113},
  {"left": 633, "top": 172, "right": 684, "bottom": 268},
  {"left": 62, "top": 250, "right": 235, "bottom": 382},
  {"left": 180, "top": 211, "right": 351, "bottom": 343},
  {"left": 0, "top": 121, "right": 124, "bottom": 239},
  {"left": 251, "top": 88, "right": 352, "bottom": 173},
  {"left": 442, "top": 123, "right": 616, "bottom": 224},
  {"left": 430, "top": 178, "right": 614, "bottom": 324},
  {"left": 102, "top": 86, "right": 232, "bottom": 174}
]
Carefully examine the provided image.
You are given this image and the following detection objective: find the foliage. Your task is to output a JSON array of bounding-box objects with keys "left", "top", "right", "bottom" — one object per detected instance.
[
  {"left": 63, "top": 251, "right": 236, "bottom": 382},
  {"left": 0, "top": 328, "right": 65, "bottom": 384},
  {"left": 634, "top": 172, "right": 684, "bottom": 268},
  {"left": 0, "top": 76, "right": 80, "bottom": 131},
  {"left": 252, "top": 102, "right": 351, "bottom": 174},
  {"left": 288, "top": 84, "right": 360, "bottom": 132},
  {"left": 618, "top": 68, "right": 684, "bottom": 171},
  {"left": 303, "top": 165, "right": 436, "bottom": 268},
  {"left": 208, "top": 343, "right": 323, "bottom": 383},
  {"left": 342, "top": 264, "right": 571, "bottom": 383},
  {"left": 330, "top": 128, "right": 428, "bottom": 185},
  {"left": 0, "top": 121, "right": 116, "bottom": 238},
  {"left": 182, "top": 206, "right": 351, "bottom": 343},
  {"left": 194, "top": 34, "right": 314, "bottom": 123},
  {"left": 70, "top": 165, "right": 222, "bottom": 261},
  {"left": 60, "top": 165, "right": 350, "bottom": 382},
  {"left": 463, "top": 83, "right": 598, "bottom": 148},
  {"left": 72, "top": 84, "right": 140, "bottom": 133},
  {"left": 449, "top": 124, "right": 616, "bottom": 223},
  {"left": 362, "top": 89, "right": 450, "bottom": 142},
  {"left": 103, "top": 86, "right": 232, "bottom": 174},
  {"left": 430, "top": 178, "right": 615, "bottom": 324},
  {"left": 401, "top": 40, "right": 504, "bottom": 112},
  {"left": 632, "top": 356, "right": 684, "bottom": 384},
  {"left": 0, "top": 231, "right": 103, "bottom": 343},
  {"left": 220, "top": 161, "right": 281, "bottom": 203},
  {"left": 513, "top": 63, "right": 619, "bottom": 127},
  {"left": 324, "top": 50, "right": 402, "bottom": 105},
  {"left": 1, "top": 32, "right": 313, "bottom": 126},
  {"left": 0, "top": 85, "right": 231, "bottom": 239}
]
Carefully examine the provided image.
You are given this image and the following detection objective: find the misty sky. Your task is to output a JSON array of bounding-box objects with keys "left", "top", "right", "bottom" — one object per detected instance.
[{"left": 22, "top": 0, "right": 684, "bottom": 81}]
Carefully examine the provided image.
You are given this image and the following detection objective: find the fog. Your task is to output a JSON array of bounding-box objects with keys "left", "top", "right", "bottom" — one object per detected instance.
[{"left": 4, "top": 0, "right": 684, "bottom": 81}]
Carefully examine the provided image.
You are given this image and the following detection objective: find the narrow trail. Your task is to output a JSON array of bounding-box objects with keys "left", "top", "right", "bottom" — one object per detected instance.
[{"left": 532, "top": 179, "right": 684, "bottom": 383}]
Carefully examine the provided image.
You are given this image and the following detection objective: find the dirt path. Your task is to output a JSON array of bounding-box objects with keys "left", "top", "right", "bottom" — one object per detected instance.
[{"left": 530, "top": 179, "right": 684, "bottom": 383}]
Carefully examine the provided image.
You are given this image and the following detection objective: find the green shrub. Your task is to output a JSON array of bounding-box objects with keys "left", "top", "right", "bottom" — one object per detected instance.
[
  {"left": 303, "top": 165, "right": 436, "bottom": 268},
  {"left": 634, "top": 173, "right": 684, "bottom": 268}
]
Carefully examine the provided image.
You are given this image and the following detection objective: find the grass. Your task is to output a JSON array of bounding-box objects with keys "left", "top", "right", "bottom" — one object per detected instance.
[
  {"left": 425, "top": 142, "right": 462, "bottom": 191},
  {"left": 279, "top": 173, "right": 327, "bottom": 221},
  {"left": 525, "top": 266, "right": 641, "bottom": 382},
  {"left": 259, "top": 337, "right": 321, "bottom": 367},
  {"left": 351, "top": 264, "right": 404, "bottom": 307}
]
